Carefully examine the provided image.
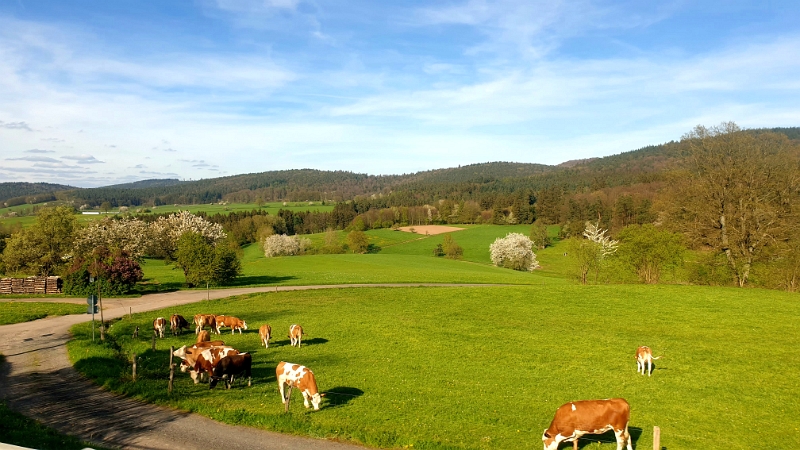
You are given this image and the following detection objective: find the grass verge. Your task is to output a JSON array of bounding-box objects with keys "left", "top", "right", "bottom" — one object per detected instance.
[{"left": 0, "top": 302, "right": 86, "bottom": 325}]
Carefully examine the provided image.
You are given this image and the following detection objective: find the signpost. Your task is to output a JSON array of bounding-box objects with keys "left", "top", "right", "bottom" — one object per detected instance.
[{"left": 87, "top": 294, "right": 98, "bottom": 342}]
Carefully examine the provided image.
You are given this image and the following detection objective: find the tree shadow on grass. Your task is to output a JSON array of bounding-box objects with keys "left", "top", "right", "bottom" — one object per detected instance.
[
  {"left": 573, "top": 427, "right": 642, "bottom": 449},
  {"left": 271, "top": 337, "right": 329, "bottom": 348},
  {"left": 321, "top": 386, "right": 364, "bottom": 409},
  {"left": 227, "top": 275, "right": 296, "bottom": 287}
]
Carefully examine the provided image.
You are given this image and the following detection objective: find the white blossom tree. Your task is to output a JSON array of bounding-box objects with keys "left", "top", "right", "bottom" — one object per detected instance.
[
  {"left": 148, "top": 211, "right": 226, "bottom": 259},
  {"left": 263, "top": 234, "right": 311, "bottom": 257},
  {"left": 583, "top": 221, "right": 618, "bottom": 256},
  {"left": 489, "top": 232, "right": 540, "bottom": 272},
  {"left": 73, "top": 218, "right": 152, "bottom": 259}
]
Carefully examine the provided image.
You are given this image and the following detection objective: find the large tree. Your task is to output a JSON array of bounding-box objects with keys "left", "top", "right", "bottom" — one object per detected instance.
[
  {"left": 674, "top": 122, "right": 800, "bottom": 287},
  {"left": 2, "top": 206, "right": 78, "bottom": 275}
]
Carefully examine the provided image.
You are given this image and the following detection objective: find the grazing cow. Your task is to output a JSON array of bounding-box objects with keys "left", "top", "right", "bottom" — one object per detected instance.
[
  {"left": 635, "top": 346, "right": 662, "bottom": 376},
  {"left": 259, "top": 324, "right": 272, "bottom": 348},
  {"left": 170, "top": 314, "right": 191, "bottom": 336},
  {"left": 215, "top": 315, "right": 248, "bottom": 335},
  {"left": 209, "top": 353, "right": 252, "bottom": 389},
  {"left": 289, "top": 324, "right": 304, "bottom": 347},
  {"left": 276, "top": 361, "right": 324, "bottom": 410},
  {"left": 542, "top": 398, "right": 632, "bottom": 450},
  {"left": 173, "top": 340, "right": 227, "bottom": 359},
  {"left": 196, "top": 330, "right": 211, "bottom": 343},
  {"left": 193, "top": 314, "right": 218, "bottom": 334},
  {"left": 178, "top": 345, "right": 239, "bottom": 384},
  {"left": 153, "top": 317, "right": 166, "bottom": 338}
]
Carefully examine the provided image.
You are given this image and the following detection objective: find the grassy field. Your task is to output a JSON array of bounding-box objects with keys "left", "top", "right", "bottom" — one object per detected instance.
[
  {"left": 0, "top": 302, "right": 86, "bottom": 325},
  {"left": 67, "top": 285, "right": 800, "bottom": 449}
]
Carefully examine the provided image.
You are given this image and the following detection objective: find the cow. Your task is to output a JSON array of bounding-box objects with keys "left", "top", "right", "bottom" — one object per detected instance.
[
  {"left": 635, "top": 346, "right": 662, "bottom": 376},
  {"left": 193, "top": 314, "right": 218, "bottom": 334},
  {"left": 542, "top": 398, "right": 632, "bottom": 450},
  {"left": 172, "top": 340, "right": 227, "bottom": 359},
  {"left": 276, "top": 361, "right": 325, "bottom": 410},
  {"left": 289, "top": 324, "right": 304, "bottom": 347},
  {"left": 259, "top": 324, "right": 272, "bottom": 348},
  {"left": 153, "top": 317, "right": 166, "bottom": 338},
  {"left": 178, "top": 345, "right": 239, "bottom": 384},
  {"left": 209, "top": 353, "right": 252, "bottom": 389},
  {"left": 215, "top": 315, "right": 248, "bottom": 335},
  {"left": 170, "top": 314, "right": 191, "bottom": 336},
  {"left": 196, "top": 330, "right": 211, "bottom": 343}
]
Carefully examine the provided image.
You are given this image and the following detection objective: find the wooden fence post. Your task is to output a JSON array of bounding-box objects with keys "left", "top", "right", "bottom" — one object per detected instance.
[
  {"left": 168, "top": 346, "right": 175, "bottom": 394},
  {"left": 284, "top": 386, "right": 293, "bottom": 413},
  {"left": 151, "top": 335, "right": 156, "bottom": 351},
  {"left": 129, "top": 306, "right": 132, "bottom": 319},
  {"left": 653, "top": 426, "right": 661, "bottom": 450},
  {"left": 132, "top": 353, "right": 137, "bottom": 382}
]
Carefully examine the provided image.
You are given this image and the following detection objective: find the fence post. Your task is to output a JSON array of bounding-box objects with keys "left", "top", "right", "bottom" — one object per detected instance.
[
  {"left": 284, "top": 386, "right": 293, "bottom": 413},
  {"left": 132, "top": 353, "right": 137, "bottom": 382},
  {"left": 168, "top": 345, "right": 175, "bottom": 394},
  {"left": 653, "top": 426, "right": 661, "bottom": 450},
  {"left": 152, "top": 335, "right": 156, "bottom": 351},
  {"left": 129, "top": 306, "right": 132, "bottom": 319}
]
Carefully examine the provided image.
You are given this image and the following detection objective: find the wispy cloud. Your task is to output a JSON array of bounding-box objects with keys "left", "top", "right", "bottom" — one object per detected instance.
[
  {"left": 61, "top": 154, "right": 105, "bottom": 164},
  {"left": 7, "top": 155, "right": 60, "bottom": 163},
  {"left": 24, "top": 148, "right": 55, "bottom": 154},
  {"left": 0, "top": 120, "right": 33, "bottom": 131}
]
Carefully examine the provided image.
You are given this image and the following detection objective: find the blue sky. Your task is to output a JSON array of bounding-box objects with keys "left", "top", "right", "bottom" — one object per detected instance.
[{"left": 1, "top": 0, "right": 798, "bottom": 187}]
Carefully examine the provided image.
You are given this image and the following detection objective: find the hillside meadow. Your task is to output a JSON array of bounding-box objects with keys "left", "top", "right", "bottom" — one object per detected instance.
[{"left": 67, "top": 285, "right": 800, "bottom": 449}]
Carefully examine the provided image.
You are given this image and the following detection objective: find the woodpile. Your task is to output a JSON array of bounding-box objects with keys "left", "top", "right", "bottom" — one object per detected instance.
[{"left": 0, "top": 276, "right": 62, "bottom": 294}]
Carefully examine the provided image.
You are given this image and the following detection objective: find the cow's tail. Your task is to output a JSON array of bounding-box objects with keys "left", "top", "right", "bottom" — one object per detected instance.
[{"left": 653, "top": 355, "right": 663, "bottom": 360}]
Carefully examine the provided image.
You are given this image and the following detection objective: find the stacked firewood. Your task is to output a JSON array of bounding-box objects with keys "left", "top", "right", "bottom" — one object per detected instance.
[{"left": 0, "top": 276, "right": 62, "bottom": 294}]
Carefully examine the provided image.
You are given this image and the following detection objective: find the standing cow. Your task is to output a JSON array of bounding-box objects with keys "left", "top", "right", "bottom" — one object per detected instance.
[
  {"left": 542, "top": 398, "right": 632, "bottom": 450},
  {"left": 170, "top": 314, "right": 191, "bottom": 336},
  {"left": 153, "top": 317, "right": 166, "bottom": 338},
  {"left": 259, "top": 324, "right": 272, "bottom": 348},
  {"left": 210, "top": 353, "right": 252, "bottom": 389},
  {"left": 193, "top": 314, "right": 218, "bottom": 335},
  {"left": 635, "top": 346, "right": 662, "bottom": 376},
  {"left": 289, "top": 324, "right": 304, "bottom": 347},
  {"left": 215, "top": 315, "right": 248, "bottom": 335},
  {"left": 276, "top": 361, "right": 324, "bottom": 410}
]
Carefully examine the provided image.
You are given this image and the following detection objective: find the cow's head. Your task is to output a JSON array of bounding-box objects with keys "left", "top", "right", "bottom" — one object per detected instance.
[
  {"left": 173, "top": 345, "right": 187, "bottom": 359},
  {"left": 241, "top": 321, "right": 248, "bottom": 331},
  {"left": 542, "top": 431, "right": 566, "bottom": 450},
  {"left": 310, "top": 392, "right": 323, "bottom": 410}
]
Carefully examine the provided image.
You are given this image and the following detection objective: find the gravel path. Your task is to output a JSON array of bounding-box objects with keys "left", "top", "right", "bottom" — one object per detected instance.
[{"left": 0, "top": 284, "right": 507, "bottom": 449}]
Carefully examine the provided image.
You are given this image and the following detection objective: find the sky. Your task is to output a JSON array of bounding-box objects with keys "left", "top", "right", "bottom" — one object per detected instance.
[{"left": 1, "top": 1, "right": 799, "bottom": 188}]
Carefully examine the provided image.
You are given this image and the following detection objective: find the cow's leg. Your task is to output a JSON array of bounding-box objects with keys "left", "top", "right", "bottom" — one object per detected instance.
[
  {"left": 302, "top": 391, "right": 310, "bottom": 408},
  {"left": 647, "top": 358, "right": 652, "bottom": 376},
  {"left": 573, "top": 437, "right": 579, "bottom": 450},
  {"left": 279, "top": 380, "right": 287, "bottom": 403}
]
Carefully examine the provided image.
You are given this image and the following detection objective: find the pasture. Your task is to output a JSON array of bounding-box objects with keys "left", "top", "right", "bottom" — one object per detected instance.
[
  {"left": 67, "top": 285, "right": 800, "bottom": 449},
  {"left": 0, "top": 302, "right": 86, "bottom": 325}
]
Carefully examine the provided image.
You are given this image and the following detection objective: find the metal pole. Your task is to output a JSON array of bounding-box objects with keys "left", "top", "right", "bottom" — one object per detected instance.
[{"left": 91, "top": 299, "right": 95, "bottom": 342}]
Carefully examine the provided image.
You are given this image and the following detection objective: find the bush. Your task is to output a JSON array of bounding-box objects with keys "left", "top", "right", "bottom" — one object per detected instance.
[
  {"left": 441, "top": 234, "right": 463, "bottom": 260},
  {"left": 263, "top": 234, "right": 309, "bottom": 257},
  {"left": 489, "top": 233, "right": 539, "bottom": 272},
  {"left": 346, "top": 230, "right": 369, "bottom": 254},
  {"left": 62, "top": 247, "right": 143, "bottom": 296}
]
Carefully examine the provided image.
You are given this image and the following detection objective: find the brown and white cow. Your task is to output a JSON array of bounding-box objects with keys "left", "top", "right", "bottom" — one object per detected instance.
[
  {"left": 153, "top": 317, "right": 167, "bottom": 338},
  {"left": 289, "top": 324, "right": 304, "bottom": 347},
  {"left": 635, "top": 346, "right": 662, "bottom": 377},
  {"left": 193, "top": 314, "right": 218, "bottom": 334},
  {"left": 210, "top": 353, "right": 252, "bottom": 389},
  {"left": 177, "top": 345, "right": 239, "bottom": 384},
  {"left": 196, "top": 330, "right": 211, "bottom": 343},
  {"left": 259, "top": 324, "right": 272, "bottom": 348},
  {"left": 170, "top": 314, "right": 191, "bottom": 336},
  {"left": 542, "top": 398, "right": 632, "bottom": 450},
  {"left": 276, "top": 361, "right": 324, "bottom": 410},
  {"left": 173, "top": 340, "right": 227, "bottom": 359},
  {"left": 215, "top": 315, "right": 248, "bottom": 335}
]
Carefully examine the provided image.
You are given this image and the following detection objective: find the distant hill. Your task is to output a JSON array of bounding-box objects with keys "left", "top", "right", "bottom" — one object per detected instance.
[
  {"left": 102, "top": 179, "right": 184, "bottom": 189},
  {"left": 0, "top": 182, "right": 75, "bottom": 206}
]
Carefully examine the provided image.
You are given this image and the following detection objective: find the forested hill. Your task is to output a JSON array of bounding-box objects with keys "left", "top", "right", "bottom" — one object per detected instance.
[
  {"left": 3, "top": 126, "right": 799, "bottom": 208},
  {"left": 0, "top": 182, "right": 75, "bottom": 206}
]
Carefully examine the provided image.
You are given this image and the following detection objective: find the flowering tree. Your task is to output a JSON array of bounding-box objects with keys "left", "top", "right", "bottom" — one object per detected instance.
[
  {"left": 489, "top": 233, "right": 540, "bottom": 272},
  {"left": 263, "top": 234, "right": 310, "bottom": 257},
  {"left": 148, "top": 211, "right": 226, "bottom": 259},
  {"left": 73, "top": 218, "right": 151, "bottom": 260},
  {"left": 583, "top": 221, "right": 619, "bottom": 256}
]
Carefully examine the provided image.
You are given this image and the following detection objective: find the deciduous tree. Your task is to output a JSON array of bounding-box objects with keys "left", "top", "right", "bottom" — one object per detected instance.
[{"left": 616, "top": 224, "right": 684, "bottom": 283}]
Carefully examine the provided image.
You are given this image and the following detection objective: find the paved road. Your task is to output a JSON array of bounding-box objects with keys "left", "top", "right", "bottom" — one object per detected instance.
[{"left": 0, "top": 284, "right": 507, "bottom": 449}]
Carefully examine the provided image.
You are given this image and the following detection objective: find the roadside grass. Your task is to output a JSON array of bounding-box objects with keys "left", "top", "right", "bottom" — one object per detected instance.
[
  {"left": 67, "top": 286, "right": 800, "bottom": 449},
  {"left": 0, "top": 400, "right": 103, "bottom": 450},
  {"left": 0, "top": 302, "right": 86, "bottom": 325}
]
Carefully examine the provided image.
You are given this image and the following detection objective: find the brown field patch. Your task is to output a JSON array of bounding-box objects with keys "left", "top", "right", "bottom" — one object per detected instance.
[{"left": 398, "top": 225, "right": 465, "bottom": 235}]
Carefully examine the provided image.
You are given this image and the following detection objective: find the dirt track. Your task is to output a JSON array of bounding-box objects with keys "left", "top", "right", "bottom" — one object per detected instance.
[{"left": 0, "top": 284, "right": 505, "bottom": 449}]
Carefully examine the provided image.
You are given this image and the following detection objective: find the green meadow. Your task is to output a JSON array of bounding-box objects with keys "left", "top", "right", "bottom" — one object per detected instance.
[
  {"left": 67, "top": 285, "right": 800, "bottom": 449},
  {"left": 0, "top": 302, "right": 86, "bottom": 325}
]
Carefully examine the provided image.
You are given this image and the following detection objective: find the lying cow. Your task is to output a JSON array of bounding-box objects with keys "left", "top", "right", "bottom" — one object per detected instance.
[
  {"left": 635, "top": 346, "right": 662, "bottom": 377},
  {"left": 259, "top": 324, "right": 272, "bottom": 348},
  {"left": 276, "top": 361, "right": 324, "bottom": 410},
  {"left": 153, "top": 317, "right": 166, "bottom": 338},
  {"left": 289, "top": 324, "right": 304, "bottom": 347},
  {"left": 209, "top": 353, "right": 252, "bottom": 389},
  {"left": 193, "top": 314, "right": 217, "bottom": 334},
  {"left": 215, "top": 315, "right": 247, "bottom": 335},
  {"left": 170, "top": 314, "right": 191, "bottom": 336},
  {"left": 542, "top": 398, "right": 632, "bottom": 450}
]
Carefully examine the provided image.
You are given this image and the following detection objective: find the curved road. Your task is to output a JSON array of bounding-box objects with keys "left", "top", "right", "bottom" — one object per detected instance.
[{"left": 0, "top": 284, "right": 506, "bottom": 449}]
